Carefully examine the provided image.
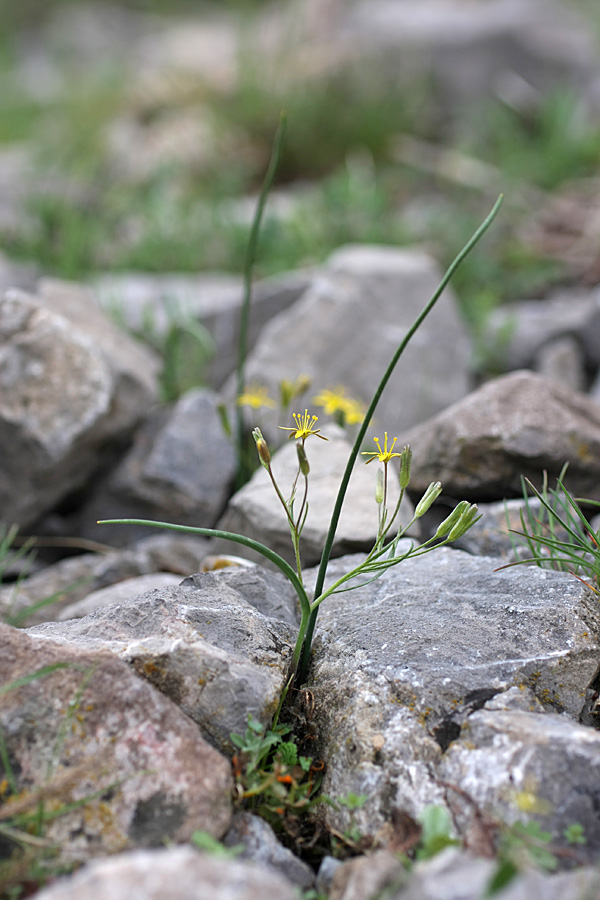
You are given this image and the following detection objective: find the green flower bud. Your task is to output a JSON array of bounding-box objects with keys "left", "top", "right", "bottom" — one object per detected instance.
[
  {"left": 435, "top": 500, "right": 469, "bottom": 539},
  {"left": 399, "top": 445, "right": 412, "bottom": 489},
  {"left": 296, "top": 442, "right": 310, "bottom": 477},
  {"left": 447, "top": 504, "right": 481, "bottom": 541},
  {"left": 252, "top": 427, "right": 271, "bottom": 468},
  {"left": 279, "top": 379, "right": 294, "bottom": 410},
  {"left": 375, "top": 468, "right": 385, "bottom": 505},
  {"left": 414, "top": 482, "right": 442, "bottom": 518}
]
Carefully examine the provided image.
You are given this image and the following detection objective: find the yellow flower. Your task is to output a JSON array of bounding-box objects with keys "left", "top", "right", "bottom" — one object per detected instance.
[
  {"left": 236, "top": 385, "right": 276, "bottom": 409},
  {"left": 280, "top": 375, "right": 312, "bottom": 408},
  {"left": 362, "top": 432, "right": 402, "bottom": 465},
  {"left": 342, "top": 399, "right": 367, "bottom": 426},
  {"left": 279, "top": 409, "right": 328, "bottom": 442},
  {"left": 312, "top": 386, "right": 366, "bottom": 425}
]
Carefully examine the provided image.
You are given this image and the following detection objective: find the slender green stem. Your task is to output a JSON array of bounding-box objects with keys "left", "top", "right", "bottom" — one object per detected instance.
[
  {"left": 296, "top": 194, "right": 504, "bottom": 684},
  {"left": 266, "top": 463, "right": 297, "bottom": 534},
  {"left": 264, "top": 462, "right": 305, "bottom": 582},
  {"left": 234, "top": 114, "right": 287, "bottom": 488}
]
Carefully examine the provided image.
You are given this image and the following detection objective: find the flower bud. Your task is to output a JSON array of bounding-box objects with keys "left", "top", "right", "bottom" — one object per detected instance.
[
  {"left": 434, "top": 501, "right": 469, "bottom": 539},
  {"left": 399, "top": 445, "right": 412, "bottom": 489},
  {"left": 252, "top": 427, "right": 271, "bottom": 467},
  {"left": 296, "top": 442, "right": 310, "bottom": 477},
  {"left": 375, "top": 468, "right": 385, "bottom": 505},
  {"left": 447, "top": 504, "right": 481, "bottom": 541},
  {"left": 414, "top": 482, "right": 442, "bottom": 518},
  {"left": 294, "top": 374, "right": 312, "bottom": 397},
  {"left": 279, "top": 379, "right": 294, "bottom": 410}
]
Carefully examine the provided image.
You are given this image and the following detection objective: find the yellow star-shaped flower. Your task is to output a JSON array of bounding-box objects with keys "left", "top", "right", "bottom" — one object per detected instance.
[
  {"left": 279, "top": 410, "right": 328, "bottom": 442},
  {"left": 312, "top": 386, "right": 366, "bottom": 425},
  {"left": 362, "top": 432, "right": 402, "bottom": 465},
  {"left": 236, "top": 385, "right": 276, "bottom": 409}
]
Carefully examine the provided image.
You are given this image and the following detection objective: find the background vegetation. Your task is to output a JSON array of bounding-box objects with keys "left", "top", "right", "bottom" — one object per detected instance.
[{"left": 0, "top": 0, "right": 599, "bottom": 364}]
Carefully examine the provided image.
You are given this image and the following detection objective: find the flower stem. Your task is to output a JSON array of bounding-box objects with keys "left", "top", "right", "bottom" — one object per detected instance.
[{"left": 235, "top": 113, "right": 287, "bottom": 488}]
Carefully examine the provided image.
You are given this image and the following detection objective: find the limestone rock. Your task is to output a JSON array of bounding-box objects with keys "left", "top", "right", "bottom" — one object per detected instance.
[
  {"left": 30, "top": 846, "right": 298, "bottom": 900},
  {"left": 439, "top": 701, "right": 600, "bottom": 862},
  {"left": 78, "top": 388, "right": 236, "bottom": 545},
  {"left": 485, "top": 289, "right": 600, "bottom": 372},
  {"left": 238, "top": 245, "right": 471, "bottom": 440},
  {"left": 357, "top": 847, "right": 600, "bottom": 900},
  {"left": 0, "top": 283, "right": 160, "bottom": 528},
  {"left": 223, "top": 811, "right": 315, "bottom": 890},
  {"left": 0, "top": 624, "right": 232, "bottom": 863},
  {"left": 401, "top": 370, "right": 600, "bottom": 502},
  {"left": 306, "top": 548, "right": 600, "bottom": 841},
  {"left": 532, "top": 335, "right": 587, "bottom": 393},
  {"left": 329, "top": 849, "right": 406, "bottom": 900},
  {"left": 0, "top": 533, "right": 210, "bottom": 627},
  {"left": 58, "top": 573, "right": 184, "bottom": 620},
  {"left": 346, "top": 0, "right": 598, "bottom": 127},
  {"left": 27, "top": 567, "right": 299, "bottom": 752},
  {"left": 93, "top": 270, "right": 311, "bottom": 388}
]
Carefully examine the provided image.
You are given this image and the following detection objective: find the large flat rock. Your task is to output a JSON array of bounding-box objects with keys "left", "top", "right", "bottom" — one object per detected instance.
[
  {"left": 28, "top": 566, "right": 299, "bottom": 752},
  {"left": 0, "top": 623, "right": 232, "bottom": 864},
  {"left": 305, "top": 548, "right": 600, "bottom": 842}
]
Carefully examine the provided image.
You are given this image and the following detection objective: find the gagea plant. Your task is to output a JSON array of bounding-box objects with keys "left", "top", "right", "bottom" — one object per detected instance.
[{"left": 100, "top": 194, "right": 503, "bottom": 712}]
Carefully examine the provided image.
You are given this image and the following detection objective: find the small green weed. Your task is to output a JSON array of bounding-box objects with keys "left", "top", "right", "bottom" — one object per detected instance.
[
  {"left": 229, "top": 715, "right": 325, "bottom": 846},
  {"left": 109, "top": 293, "right": 216, "bottom": 402},
  {"left": 190, "top": 831, "right": 244, "bottom": 858},
  {"left": 487, "top": 819, "right": 588, "bottom": 896},
  {"left": 414, "top": 805, "right": 460, "bottom": 861},
  {"left": 0, "top": 526, "right": 35, "bottom": 590},
  {"left": 497, "top": 467, "right": 600, "bottom": 593},
  {"left": 464, "top": 89, "right": 600, "bottom": 192}
]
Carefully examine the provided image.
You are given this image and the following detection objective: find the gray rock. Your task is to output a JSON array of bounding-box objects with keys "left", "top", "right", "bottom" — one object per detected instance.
[
  {"left": 532, "top": 335, "right": 587, "bottom": 393},
  {"left": 0, "top": 533, "right": 210, "bottom": 626},
  {"left": 0, "top": 283, "right": 159, "bottom": 528},
  {"left": 58, "top": 572, "right": 184, "bottom": 620},
  {"left": 182, "top": 564, "right": 300, "bottom": 629},
  {"left": 439, "top": 702, "right": 600, "bottom": 862},
  {"left": 78, "top": 388, "right": 236, "bottom": 545},
  {"left": 93, "top": 270, "right": 311, "bottom": 388},
  {"left": 316, "top": 855, "right": 344, "bottom": 896},
  {"left": 346, "top": 0, "right": 599, "bottom": 127},
  {"left": 330, "top": 848, "right": 407, "bottom": 900},
  {"left": 0, "top": 623, "right": 232, "bottom": 862},
  {"left": 30, "top": 846, "right": 298, "bottom": 900},
  {"left": 27, "top": 568, "right": 298, "bottom": 752},
  {"left": 0, "top": 250, "right": 38, "bottom": 295},
  {"left": 485, "top": 289, "right": 600, "bottom": 372},
  {"left": 237, "top": 245, "right": 471, "bottom": 440},
  {"left": 305, "top": 548, "right": 600, "bottom": 840},
  {"left": 213, "top": 427, "right": 415, "bottom": 570},
  {"left": 364, "top": 847, "right": 600, "bottom": 900},
  {"left": 223, "top": 811, "right": 314, "bottom": 889},
  {"left": 401, "top": 370, "right": 600, "bottom": 502},
  {"left": 37, "top": 278, "right": 160, "bottom": 409}
]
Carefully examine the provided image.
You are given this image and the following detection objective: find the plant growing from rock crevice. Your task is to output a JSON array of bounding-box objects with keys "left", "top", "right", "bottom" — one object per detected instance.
[{"left": 100, "top": 196, "right": 502, "bottom": 711}]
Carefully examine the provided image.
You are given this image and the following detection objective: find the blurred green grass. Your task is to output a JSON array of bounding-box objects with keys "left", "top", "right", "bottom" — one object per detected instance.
[{"left": 1, "top": 0, "right": 599, "bottom": 362}]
